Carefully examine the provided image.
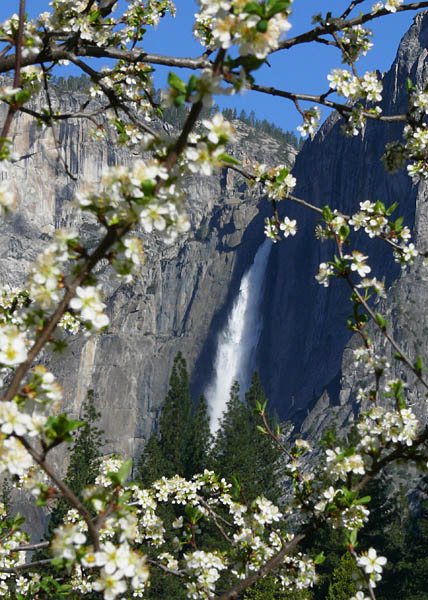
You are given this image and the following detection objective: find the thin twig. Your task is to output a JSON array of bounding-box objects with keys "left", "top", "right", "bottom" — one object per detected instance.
[
  {"left": 147, "top": 558, "right": 184, "bottom": 577},
  {"left": 3, "top": 223, "right": 131, "bottom": 404},
  {"left": 217, "top": 533, "right": 305, "bottom": 600},
  {"left": 15, "top": 541, "right": 50, "bottom": 552},
  {"left": 340, "top": 0, "right": 366, "bottom": 20},
  {"left": 65, "top": 53, "right": 159, "bottom": 139},
  {"left": 199, "top": 500, "right": 233, "bottom": 544},
  {"left": 277, "top": 2, "right": 428, "bottom": 51},
  {"left": 0, "top": 47, "right": 212, "bottom": 75},
  {"left": 17, "top": 103, "right": 110, "bottom": 123},
  {"left": 346, "top": 277, "right": 428, "bottom": 391},
  {"left": 223, "top": 162, "right": 325, "bottom": 216},
  {"left": 250, "top": 83, "right": 407, "bottom": 123},
  {"left": 17, "top": 435, "right": 102, "bottom": 551},
  {"left": 0, "top": 558, "right": 52, "bottom": 574}
]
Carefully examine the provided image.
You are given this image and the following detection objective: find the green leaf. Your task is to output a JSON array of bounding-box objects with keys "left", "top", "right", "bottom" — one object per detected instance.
[
  {"left": 406, "top": 77, "right": 415, "bottom": 92},
  {"left": 398, "top": 397, "right": 407, "bottom": 410},
  {"left": 141, "top": 179, "right": 156, "bottom": 196},
  {"left": 373, "top": 200, "right": 386, "bottom": 215},
  {"left": 232, "top": 474, "right": 241, "bottom": 498},
  {"left": 256, "top": 19, "right": 268, "bottom": 33},
  {"left": 415, "top": 354, "right": 424, "bottom": 376},
  {"left": 386, "top": 201, "right": 398, "bottom": 216},
  {"left": 343, "top": 447, "right": 356, "bottom": 458},
  {"left": 276, "top": 166, "right": 290, "bottom": 182},
  {"left": 340, "top": 486, "right": 354, "bottom": 504},
  {"left": 45, "top": 415, "right": 85, "bottom": 443},
  {"left": 12, "top": 512, "right": 25, "bottom": 528},
  {"left": 168, "top": 72, "right": 187, "bottom": 93},
  {"left": 185, "top": 504, "right": 202, "bottom": 523},
  {"left": 339, "top": 224, "right": 350, "bottom": 241},
  {"left": 110, "top": 458, "right": 132, "bottom": 487},
  {"left": 375, "top": 313, "right": 388, "bottom": 330},
  {"left": 187, "top": 75, "right": 198, "bottom": 93},
  {"left": 267, "top": 0, "right": 291, "bottom": 17},
  {"left": 349, "top": 527, "right": 358, "bottom": 547},
  {"left": 89, "top": 9, "right": 101, "bottom": 23},
  {"left": 173, "top": 93, "right": 186, "bottom": 107},
  {"left": 218, "top": 153, "right": 242, "bottom": 166},
  {"left": 357, "top": 495, "right": 371, "bottom": 504},
  {"left": 14, "top": 88, "right": 32, "bottom": 105},
  {"left": 392, "top": 216, "right": 404, "bottom": 231},
  {"left": 322, "top": 205, "right": 333, "bottom": 222},
  {"left": 113, "top": 119, "right": 125, "bottom": 133},
  {"left": 314, "top": 551, "right": 325, "bottom": 564},
  {"left": 243, "top": 2, "right": 265, "bottom": 16},
  {"left": 233, "top": 55, "right": 266, "bottom": 73}
]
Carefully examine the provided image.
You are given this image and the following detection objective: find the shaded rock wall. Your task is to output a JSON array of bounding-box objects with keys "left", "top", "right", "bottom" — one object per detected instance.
[{"left": 259, "top": 11, "right": 428, "bottom": 427}]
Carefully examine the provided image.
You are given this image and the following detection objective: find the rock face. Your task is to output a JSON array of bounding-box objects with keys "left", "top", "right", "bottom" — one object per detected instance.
[
  {"left": 259, "top": 11, "right": 428, "bottom": 430},
  {"left": 0, "top": 91, "right": 296, "bottom": 464}
]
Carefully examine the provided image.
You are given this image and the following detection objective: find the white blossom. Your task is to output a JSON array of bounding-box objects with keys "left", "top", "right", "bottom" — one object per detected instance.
[{"left": 357, "top": 547, "right": 387, "bottom": 574}]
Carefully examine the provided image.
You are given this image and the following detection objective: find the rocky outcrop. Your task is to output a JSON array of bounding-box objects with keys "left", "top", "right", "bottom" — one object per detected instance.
[{"left": 0, "top": 92, "right": 296, "bottom": 463}]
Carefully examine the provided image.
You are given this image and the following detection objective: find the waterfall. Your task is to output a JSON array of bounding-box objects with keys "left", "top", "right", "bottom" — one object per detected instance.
[{"left": 205, "top": 240, "right": 272, "bottom": 432}]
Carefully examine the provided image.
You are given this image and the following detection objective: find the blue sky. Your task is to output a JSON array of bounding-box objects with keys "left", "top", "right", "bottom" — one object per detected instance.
[{"left": 0, "top": 1, "right": 421, "bottom": 132}]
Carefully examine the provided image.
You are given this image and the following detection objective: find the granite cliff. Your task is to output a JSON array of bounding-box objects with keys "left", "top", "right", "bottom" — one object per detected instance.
[
  {"left": 193, "top": 7, "right": 428, "bottom": 436},
  {"left": 286, "top": 10, "right": 428, "bottom": 439},
  {"left": 0, "top": 92, "right": 296, "bottom": 463}
]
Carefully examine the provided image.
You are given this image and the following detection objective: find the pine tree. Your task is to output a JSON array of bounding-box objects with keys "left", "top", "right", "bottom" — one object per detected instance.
[
  {"left": 156, "top": 352, "right": 193, "bottom": 478},
  {"left": 400, "top": 480, "right": 428, "bottom": 599},
  {"left": 136, "top": 354, "right": 203, "bottom": 600},
  {"left": 48, "top": 390, "right": 104, "bottom": 533},
  {"left": 245, "top": 372, "right": 282, "bottom": 503},
  {"left": 137, "top": 432, "right": 168, "bottom": 487},
  {"left": 304, "top": 523, "right": 347, "bottom": 600},
  {"left": 187, "top": 394, "right": 212, "bottom": 476},
  {"left": 212, "top": 374, "right": 281, "bottom": 503},
  {"left": 325, "top": 553, "right": 357, "bottom": 600},
  {"left": 138, "top": 353, "right": 211, "bottom": 484}
]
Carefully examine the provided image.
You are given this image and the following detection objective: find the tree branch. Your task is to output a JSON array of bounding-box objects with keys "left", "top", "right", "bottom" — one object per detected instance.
[
  {"left": 277, "top": 2, "right": 428, "bottom": 51},
  {"left": 0, "top": 558, "right": 52, "bottom": 574},
  {"left": 216, "top": 533, "right": 305, "bottom": 600},
  {"left": 3, "top": 223, "right": 131, "bottom": 404},
  {"left": 17, "top": 435, "right": 102, "bottom": 551},
  {"left": 0, "top": 46, "right": 211, "bottom": 75},
  {"left": 250, "top": 83, "right": 408, "bottom": 122}
]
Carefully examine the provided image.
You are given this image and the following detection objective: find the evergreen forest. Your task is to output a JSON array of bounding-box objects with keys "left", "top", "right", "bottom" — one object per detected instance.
[{"left": 35, "top": 353, "right": 428, "bottom": 600}]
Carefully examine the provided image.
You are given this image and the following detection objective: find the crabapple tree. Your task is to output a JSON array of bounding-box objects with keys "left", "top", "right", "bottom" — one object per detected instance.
[{"left": 0, "top": 1, "right": 428, "bottom": 599}]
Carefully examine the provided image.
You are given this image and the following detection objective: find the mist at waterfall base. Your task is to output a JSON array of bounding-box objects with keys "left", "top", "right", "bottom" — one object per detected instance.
[{"left": 205, "top": 240, "right": 272, "bottom": 433}]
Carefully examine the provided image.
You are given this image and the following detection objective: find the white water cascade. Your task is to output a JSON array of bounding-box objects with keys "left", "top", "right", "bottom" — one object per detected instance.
[{"left": 205, "top": 240, "right": 272, "bottom": 432}]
